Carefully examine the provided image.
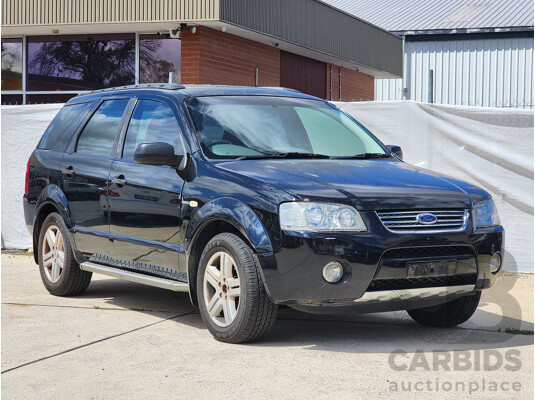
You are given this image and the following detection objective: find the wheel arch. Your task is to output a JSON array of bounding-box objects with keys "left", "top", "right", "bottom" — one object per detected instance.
[
  {"left": 32, "top": 185, "right": 73, "bottom": 264},
  {"left": 185, "top": 198, "right": 274, "bottom": 306}
]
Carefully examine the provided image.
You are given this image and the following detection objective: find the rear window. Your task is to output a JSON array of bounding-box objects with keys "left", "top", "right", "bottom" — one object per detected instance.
[{"left": 37, "top": 102, "right": 93, "bottom": 150}]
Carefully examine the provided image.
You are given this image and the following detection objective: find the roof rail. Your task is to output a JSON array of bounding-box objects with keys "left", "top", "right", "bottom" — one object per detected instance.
[
  {"left": 261, "top": 86, "right": 302, "bottom": 93},
  {"left": 88, "top": 83, "right": 185, "bottom": 94}
]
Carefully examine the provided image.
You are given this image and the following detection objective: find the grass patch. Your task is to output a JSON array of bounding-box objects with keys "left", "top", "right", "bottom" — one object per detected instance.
[
  {"left": 15, "top": 252, "right": 34, "bottom": 256},
  {"left": 505, "top": 328, "right": 534, "bottom": 335}
]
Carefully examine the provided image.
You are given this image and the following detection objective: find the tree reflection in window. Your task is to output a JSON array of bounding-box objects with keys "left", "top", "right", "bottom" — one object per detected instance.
[
  {"left": 28, "top": 34, "right": 135, "bottom": 91},
  {"left": 1, "top": 39, "right": 23, "bottom": 90},
  {"left": 140, "top": 35, "right": 181, "bottom": 84}
]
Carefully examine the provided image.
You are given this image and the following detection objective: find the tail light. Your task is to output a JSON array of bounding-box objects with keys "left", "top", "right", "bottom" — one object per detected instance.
[
  {"left": 100, "top": 189, "right": 120, "bottom": 197},
  {"left": 24, "top": 159, "right": 30, "bottom": 195}
]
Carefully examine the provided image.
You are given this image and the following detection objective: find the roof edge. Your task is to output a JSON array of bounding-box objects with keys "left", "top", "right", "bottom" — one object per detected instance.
[
  {"left": 314, "top": 0, "right": 401, "bottom": 39},
  {"left": 394, "top": 26, "right": 534, "bottom": 36}
]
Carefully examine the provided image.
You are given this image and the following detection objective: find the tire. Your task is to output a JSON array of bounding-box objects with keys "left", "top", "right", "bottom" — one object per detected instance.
[
  {"left": 38, "top": 212, "right": 92, "bottom": 296},
  {"left": 197, "top": 233, "right": 278, "bottom": 343},
  {"left": 407, "top": 291, "right": 481, "bottom": 327}
]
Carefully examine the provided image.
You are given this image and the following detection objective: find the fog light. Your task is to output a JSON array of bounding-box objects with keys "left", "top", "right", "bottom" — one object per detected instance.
[
  {"left": 490, "top": 253, "right": 502, "bottom": 274},
  {"left": 323, "top": 261, "right": 344, "bottom": 283}
]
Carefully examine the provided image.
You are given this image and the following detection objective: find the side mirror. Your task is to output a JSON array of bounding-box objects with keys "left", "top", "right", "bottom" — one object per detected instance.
[
  {"left": 134, "top": 142, "right": 184, "bottom": 168},
  {"left": 386, "top": 145, "right": 403, "bottom": 161}
]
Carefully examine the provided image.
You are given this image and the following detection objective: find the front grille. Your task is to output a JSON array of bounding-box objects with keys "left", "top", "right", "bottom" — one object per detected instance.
[
  {"left": 377, "top": 209, "right": 468, "bottom": 232},
  {"left": 382, "top": 246, "right": 475, "bottom": 259},
  {"left": 367, "top": 274, "right": 477, "bottom": 292}
]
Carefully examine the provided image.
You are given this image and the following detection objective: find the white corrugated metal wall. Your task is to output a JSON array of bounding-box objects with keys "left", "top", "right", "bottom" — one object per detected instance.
[{"left": 375, "top": 37, "right": 534, "bottom": 108}]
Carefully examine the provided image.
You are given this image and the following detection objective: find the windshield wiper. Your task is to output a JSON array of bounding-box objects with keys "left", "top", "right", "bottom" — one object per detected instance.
[
  {"left": 236, "top": 152, "right": 390, "bottom": 161},
  {"left": 330, "top": 153, "right": 391, "bottom": 159},
  {"left": 236, "top": 152, "right": 331, "bottom": 160}
]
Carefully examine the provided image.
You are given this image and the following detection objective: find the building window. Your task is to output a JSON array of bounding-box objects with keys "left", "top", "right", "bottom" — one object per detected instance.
[
  {"left": 1, "top": 38, "right": 23, "bottom": 91},
  {"left": 1, "top": 33, "right": 180, "bottom": 105},
  {"left": 26, "top": 93, "right": 81, "bottom": 105},
  {"left": 27, "top": 34, "right": 135, "bottom": 91},
  {"left": 1, "top": 94, "right": 23, "bottom": 105},
  {"left": 139, "top": 35, "right": 181, "bottom": 84}
]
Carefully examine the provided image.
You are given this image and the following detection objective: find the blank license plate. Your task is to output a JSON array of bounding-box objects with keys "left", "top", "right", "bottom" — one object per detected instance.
[{"left": 406, "top": 260, "right": 458, "bottom": 278}]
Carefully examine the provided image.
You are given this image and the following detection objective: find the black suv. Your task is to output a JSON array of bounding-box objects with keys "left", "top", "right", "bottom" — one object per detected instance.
[{"left": 23, "top": 84, "right": 504, "bottom": 343}]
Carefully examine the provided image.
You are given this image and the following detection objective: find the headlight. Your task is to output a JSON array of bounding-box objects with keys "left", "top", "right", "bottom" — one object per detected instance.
[
  {"left": 474, "top": 199, "right": 500, "bottom": 228},
  {"left": 279, "top": 202, "right": 367, "bottom": 232}
]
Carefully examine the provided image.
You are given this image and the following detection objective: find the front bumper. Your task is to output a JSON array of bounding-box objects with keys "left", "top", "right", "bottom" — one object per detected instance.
[{"left": 258, "top": 211, "right": 504, "bottom": 308}]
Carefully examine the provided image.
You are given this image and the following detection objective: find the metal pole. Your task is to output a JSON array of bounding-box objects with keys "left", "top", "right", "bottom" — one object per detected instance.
[
  {"left": 402, "top": 36, "right": 408, "bottom": 100},
  {"left": 428, "top": 69, "right": 434, "bottom": 103},
  {"left": 329, "top": 64, "right": 333, "bottom": 101},
  {"left": 135, "top": 32, "right": 140, "bottom": 84},
  {"left": 255, "top": 67, "right": 259, "bottom": 87},
  {"left": 168, "top": 72, "right": 174, "bottom": 83},
  {"left": 22, "top": 35, "right": 27, "bottom": 104},
  {"left": 339, "top": 66, "right": 343, "bottom": 101}
]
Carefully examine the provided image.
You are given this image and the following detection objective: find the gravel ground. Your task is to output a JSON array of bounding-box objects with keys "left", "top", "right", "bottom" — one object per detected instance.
[{"left": 1, "top": 253, "right": 533, "bottom": 399}]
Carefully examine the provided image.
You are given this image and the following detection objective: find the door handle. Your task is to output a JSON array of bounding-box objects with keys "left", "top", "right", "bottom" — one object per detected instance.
[
  {"left": 61, "top": 166, "right": 74, "bottom": 176},
  {"left": 110, "top": 176, "right": 127, "bottom": 186}
]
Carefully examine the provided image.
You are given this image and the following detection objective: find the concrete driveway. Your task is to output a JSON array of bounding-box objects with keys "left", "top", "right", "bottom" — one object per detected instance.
[{"left": 2, "top": 253, "right": 533, "bottom": 399}]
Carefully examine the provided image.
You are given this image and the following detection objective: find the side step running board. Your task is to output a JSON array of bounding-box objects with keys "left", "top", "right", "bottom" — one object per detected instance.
[{"left": 80, "top": 262, "right": 189, "bottom": 292}]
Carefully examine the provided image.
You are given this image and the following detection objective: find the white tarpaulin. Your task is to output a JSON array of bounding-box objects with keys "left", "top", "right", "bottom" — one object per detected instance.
[
  {"left": 1, "top": 101, "right": 533, "bottom": 272},
  {"left": 1, "top": 104, "right": 63, "bottom": 249},
  {"left": 336, "top": 101, "right": 533, "bottom": 273}
]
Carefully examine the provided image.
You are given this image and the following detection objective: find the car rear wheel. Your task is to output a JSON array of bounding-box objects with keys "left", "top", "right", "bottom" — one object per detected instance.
[
  {"left": 407, "top": 291, "right": 481, "bottom": 327},
  {"left": 38, "top": 212, "right": 92, "bottom": 296},
  {"left": 197, "top": 233, "right": 278, "bottom": 343}
]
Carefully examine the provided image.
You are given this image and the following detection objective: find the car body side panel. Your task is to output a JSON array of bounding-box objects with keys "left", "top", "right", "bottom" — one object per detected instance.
[
  {"left": 186, "top": 197, "right": 274, "bottom": 253},
  {"left": 59, "top": 153, "right": 113, "bottom": 258},
  {"left": 181, "top": 195, "right": 279, "bottom": 302},
  {"left": 107, "top": 160, "right": 186, "bottom": 280},
  {"left": 26, "top": 185, "right": 72, "bottom": 262},
  {"left": 181, "top": 156, "right": 293, "bottom": 254},
  {"left": 24, "top": 150, "right": 70, "bottom": 261}
]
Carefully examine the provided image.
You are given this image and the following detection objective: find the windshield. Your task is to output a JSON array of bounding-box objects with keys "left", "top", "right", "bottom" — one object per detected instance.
[{"left": 185, "top": 96, "right": 388, "bottom": 159}]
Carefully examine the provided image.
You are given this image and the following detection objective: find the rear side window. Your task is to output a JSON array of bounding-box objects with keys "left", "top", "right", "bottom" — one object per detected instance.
[
  {"left": 37, "top": 102, "right": 93, "bottom": 150},
  {"left": 122, "top": 99, "right": 181, "bottom": 160},
  {"left": 76, "top": 99, "right": 129, "bottom": 156}
]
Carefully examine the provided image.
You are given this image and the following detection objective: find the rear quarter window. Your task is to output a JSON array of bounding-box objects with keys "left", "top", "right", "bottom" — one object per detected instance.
[{"left": 37, "top": 102, "right": 94, "bottom": 150}]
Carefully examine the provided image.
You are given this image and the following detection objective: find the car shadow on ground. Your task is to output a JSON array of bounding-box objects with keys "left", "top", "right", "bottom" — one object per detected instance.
[{"left": 79, "top": 277, "right": 534, "bottom": 353}]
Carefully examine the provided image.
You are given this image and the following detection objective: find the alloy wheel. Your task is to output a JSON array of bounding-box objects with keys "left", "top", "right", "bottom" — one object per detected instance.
[
  {"left": 203, "top": 251, "right": 241, "bottom": 327},
  {"left": 41, "top": 225, "right": 64, "bottom": 283}
]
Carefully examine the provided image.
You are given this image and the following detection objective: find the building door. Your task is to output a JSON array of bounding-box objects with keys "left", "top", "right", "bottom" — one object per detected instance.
[{"left": 280, "top": 51, "right": 326, "bottom": 99}]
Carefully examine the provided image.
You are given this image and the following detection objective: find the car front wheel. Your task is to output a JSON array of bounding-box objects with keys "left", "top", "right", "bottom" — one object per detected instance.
[
  {"left": 407, "top": 291, "right": 481, "bottom": 327},
  {"left": 197, "top": 233, "right": 278, "bottom": 343},
  {"left": 38, "top": 212, "right": 92, "bottom": 296}
]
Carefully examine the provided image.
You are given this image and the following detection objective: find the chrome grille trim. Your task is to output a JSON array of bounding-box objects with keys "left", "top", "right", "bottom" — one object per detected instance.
[{"left": 377, "top": 209, "right": 469, "bottom": 233}]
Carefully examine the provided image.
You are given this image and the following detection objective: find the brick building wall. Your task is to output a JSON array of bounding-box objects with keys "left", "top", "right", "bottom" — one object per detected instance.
[
  {"left": 326, "top": 65, "right": 374, "bottom": 102},
  {"left": 181, "top": 26, "right": 280, "bottom": 86},
  {"left": 181, "top": 25, "right": 374, "bottom": 102}
]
